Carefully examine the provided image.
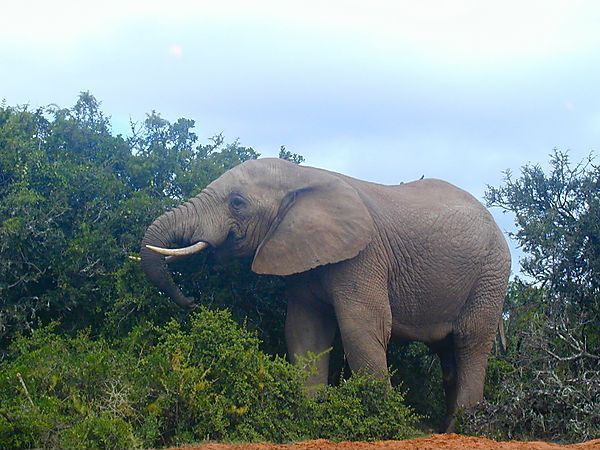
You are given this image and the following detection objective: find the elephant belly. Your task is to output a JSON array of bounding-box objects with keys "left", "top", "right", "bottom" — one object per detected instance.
[
  {"left": 387, "top": 275, "right": 476, "bottom": 345},
  {"left": 390, "top": 319, "right": 454, "bottom": 344},
  {"left": 385, "top": 236, "right": 483, "bottom": 344}
]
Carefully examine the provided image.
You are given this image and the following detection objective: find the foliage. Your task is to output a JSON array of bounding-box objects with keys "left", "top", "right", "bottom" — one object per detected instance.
[
  {"left": 461, "top": 366, "right": 599, "bottom": 442},
  {"left": 0, "top": 93, "right": 282, "bottom": 352},
  {"left": 461, "top": 279, "right": 599, "bottom": 442},
  {"left": 0, "top": 95, "right": 420, "bottom": 449},
  {"left": 486, "top": 150, "right": 600, "bottom": 319},
  {"left": 278, "top": 145, "right": 305, "bottom": 165},
  {"left": 0, "top": 323, "right": 140, "bottom": 449},
  {"left": 0, "top": 308, "right": 419, "bottom": 449},
  {"left": 460, "top": 151, "right": 600, "bottom": 443},
  {"left": 309, "top": 375, "right": 420, "bottom": 441},
  {"left": 6, "top": 94, "right": 599, "bottom": 445},
  {"left": 388, "top": 342, "right": 445, "bottom": 429}
]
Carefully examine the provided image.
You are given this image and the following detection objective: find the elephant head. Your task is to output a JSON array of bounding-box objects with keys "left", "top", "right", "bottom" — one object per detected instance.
[{"left": 141, "top": 158, "right": 375, "bottom": 308}]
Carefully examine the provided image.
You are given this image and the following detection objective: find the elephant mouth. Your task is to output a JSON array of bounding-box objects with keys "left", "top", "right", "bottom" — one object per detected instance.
[{"left": 145, "top": 240, "right": 210, "bottom": 257}]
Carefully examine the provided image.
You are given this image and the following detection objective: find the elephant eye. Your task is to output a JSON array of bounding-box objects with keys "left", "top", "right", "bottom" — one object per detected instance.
[{"left": 229, "top": 195, "right": 247, "bottom": 211}]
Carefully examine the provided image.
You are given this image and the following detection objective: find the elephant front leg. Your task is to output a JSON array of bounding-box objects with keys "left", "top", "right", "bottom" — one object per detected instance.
[
  {"left": 285, "top": 283, "right": 337, "bottom": 392},
  {"left": 332, "top": 279, "right": 392, "bottom": 380}
]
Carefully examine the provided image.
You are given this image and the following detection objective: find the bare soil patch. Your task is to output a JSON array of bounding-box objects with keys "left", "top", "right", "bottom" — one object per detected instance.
[{"left": 170, "top": 434, "right": 600, "bottom": 450}]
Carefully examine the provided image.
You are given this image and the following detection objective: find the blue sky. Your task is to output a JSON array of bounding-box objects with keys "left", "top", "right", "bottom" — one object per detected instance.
[{"left": 2, "top": 0, "right": 600, "bottom": 273}]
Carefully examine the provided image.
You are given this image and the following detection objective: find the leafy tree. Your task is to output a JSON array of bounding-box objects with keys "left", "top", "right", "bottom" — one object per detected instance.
[
  {"left": 461, "top": 150, "right": 600, "bottom": 442},
  {"left": 486, "top": 150, "right": 599, "bottom": 369},
  {"left": 0, "top": 100, "right": 132, "bottom": 342},
  {"left": 0, "top": 93, "right": 270, "bottom": 351},
  {"left": 278, "top": 145, "right": 305, "bottom": 164}
]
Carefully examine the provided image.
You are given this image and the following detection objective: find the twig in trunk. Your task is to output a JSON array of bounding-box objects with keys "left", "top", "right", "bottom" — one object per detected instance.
[{"left": 16, "top": 372, "right": 35, "bottom": 407}]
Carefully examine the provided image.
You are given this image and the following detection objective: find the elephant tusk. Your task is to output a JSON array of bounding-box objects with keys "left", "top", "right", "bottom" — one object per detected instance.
[{"left": 145, "top": 241, "right": 209, "bottom": 256}]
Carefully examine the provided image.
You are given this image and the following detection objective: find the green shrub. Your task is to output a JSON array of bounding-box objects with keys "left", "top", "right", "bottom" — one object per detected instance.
[
  {"left": 0, "top": 307, "right": 420, "bottom": 449},
  {"left": 459, "top": 366, "right": 600, "bottom": 443},
  {"left": 58, "top": 414, "right": 139, "bottom": 450},
  {"left": 310, "top": 375, "right": 420, "bottom": 441},
  {"left": 388, "top": 342, "right": 445, "bottom": 429},
  {"left": 0, "top": 324, "right": 138, "bottom": 449},
  {"left": 125, "top": 308, "right": 311, "bottom": 444}
]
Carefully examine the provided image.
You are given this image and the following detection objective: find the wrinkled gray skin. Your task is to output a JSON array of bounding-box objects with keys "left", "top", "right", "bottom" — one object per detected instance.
[{"left": 141, "top": 158, "right": 510, "bottom": 432}]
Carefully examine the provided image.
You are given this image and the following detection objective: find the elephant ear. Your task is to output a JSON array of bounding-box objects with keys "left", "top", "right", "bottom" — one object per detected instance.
[{"left": 251, "top": 173, "right": 374, "bottom": 276}]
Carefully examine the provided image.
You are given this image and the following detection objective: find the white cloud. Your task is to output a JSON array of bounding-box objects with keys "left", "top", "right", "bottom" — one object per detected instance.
[{"left": 4, "top": 0, "right": 600, "bottom": 65}]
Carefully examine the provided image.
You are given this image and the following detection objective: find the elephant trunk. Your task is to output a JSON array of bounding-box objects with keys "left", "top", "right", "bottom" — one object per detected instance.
[{"left": 140, "top": 202, "right": 199, "bottom": 309}]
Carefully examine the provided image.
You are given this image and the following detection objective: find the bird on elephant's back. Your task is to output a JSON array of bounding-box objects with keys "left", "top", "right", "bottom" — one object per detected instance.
[{"left": 141, "top": 157, "right": 510, "bottom": 432}]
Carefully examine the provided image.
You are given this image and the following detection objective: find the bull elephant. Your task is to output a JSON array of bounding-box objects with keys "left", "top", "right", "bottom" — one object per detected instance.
[{"left": 141, "top": 158, "right": 510, "bottom": 431}]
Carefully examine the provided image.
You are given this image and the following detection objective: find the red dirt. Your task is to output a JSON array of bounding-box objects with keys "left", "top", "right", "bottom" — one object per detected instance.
[{"left": 170, "top": 434, "right": 600, "bottom": 450}]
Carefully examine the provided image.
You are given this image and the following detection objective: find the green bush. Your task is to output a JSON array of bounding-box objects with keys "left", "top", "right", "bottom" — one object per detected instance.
[
  {"left": 459, "top": 366, "right": 599, "bottom": 443},
  {"left": 388, "top": 342, "right": 445, "bottom": 429},
  {"left": 0, "top": 324, "right": 139, "bottom": 449},
  {"left": 58, "top": 414, "right": 138, "bottom": 450},
  {"left": 0, "top": 307, "right": 420, "bottom": 449},
  {"left": 310, "top": 375, "right": 420, "bottom": 441}
]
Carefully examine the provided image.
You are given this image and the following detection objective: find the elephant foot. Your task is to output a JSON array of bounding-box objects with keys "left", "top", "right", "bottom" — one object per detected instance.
[{"left": 442, "top": 416, "right": 456, "bottom": 433}]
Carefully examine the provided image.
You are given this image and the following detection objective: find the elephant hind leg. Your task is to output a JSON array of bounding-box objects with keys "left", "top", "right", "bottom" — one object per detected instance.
[
  {"left": 451, "top": 270, "right": 507, "bottom": 424},
  {"left": 431, "top": 336, "right": 458, "bottom": 432},
  {"left": 452, "top": 336, "right": 494, "bottom": 418}
]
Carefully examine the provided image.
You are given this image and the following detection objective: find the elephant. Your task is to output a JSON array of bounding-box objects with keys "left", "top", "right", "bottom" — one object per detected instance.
[{"left": 140, "top": 157, "right": 510, "bottom": 432}]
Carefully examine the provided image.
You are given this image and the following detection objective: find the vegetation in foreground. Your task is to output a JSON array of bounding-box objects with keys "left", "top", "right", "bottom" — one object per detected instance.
[
  {"left": 0, "top": 308, "right": 419, "bottom": 449},
  {"left": 0, "top": 94, "right": 598, "bottom": 448}
]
